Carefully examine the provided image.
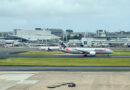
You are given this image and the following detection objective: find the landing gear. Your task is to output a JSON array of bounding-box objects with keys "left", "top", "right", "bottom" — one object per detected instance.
[
  {"left": 84, "top": 54, "right": 88, "bottom": 57},
  {"left": 107, "top": 54, "right": 110, "bottom": 57}
]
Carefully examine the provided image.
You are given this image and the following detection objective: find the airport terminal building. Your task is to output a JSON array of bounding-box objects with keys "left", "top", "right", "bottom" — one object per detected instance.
[
  {"left": 0, "top": 28, "right": 61, "bottom": 47},
  {"left": 13, "top": 29, "right": 60, "bottom": 46},
  {"left": 82, "top": 30, "right": 130, "bottom": 47}
]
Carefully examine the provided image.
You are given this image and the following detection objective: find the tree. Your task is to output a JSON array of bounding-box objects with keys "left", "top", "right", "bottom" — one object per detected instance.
[{"left": 0, "top": 33, "right": 2, "bottom": 37}]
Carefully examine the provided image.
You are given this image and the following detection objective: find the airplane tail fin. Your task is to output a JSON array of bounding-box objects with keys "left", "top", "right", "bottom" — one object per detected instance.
[{"left": 59, "top": 41, "right": 66, "bottom": 49}]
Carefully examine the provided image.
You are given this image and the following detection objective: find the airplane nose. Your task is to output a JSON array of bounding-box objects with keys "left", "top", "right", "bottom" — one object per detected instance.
[{"left": 107, "top": 49, "right": 113, "bottom": 54}]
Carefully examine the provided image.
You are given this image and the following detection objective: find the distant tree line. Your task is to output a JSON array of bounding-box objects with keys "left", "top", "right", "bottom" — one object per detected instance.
[{"left": 0, "top": 33, "right": 2, "bottom": 37}]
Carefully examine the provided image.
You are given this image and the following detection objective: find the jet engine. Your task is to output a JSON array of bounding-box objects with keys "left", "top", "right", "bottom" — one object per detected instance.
[
  {"left": 44, "top": 47, "right": 49, "bottom": 51},
  {"left": 43, "top": 47, "right": 51, "bottom": 51},
  {"left": 89, "top": 51, "right": 96, "bottom": 56}
]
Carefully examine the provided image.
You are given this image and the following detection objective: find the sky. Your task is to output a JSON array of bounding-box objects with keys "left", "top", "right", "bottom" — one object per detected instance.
[{"left": 0, "top": 0, "right": 130, "bottom": 32}]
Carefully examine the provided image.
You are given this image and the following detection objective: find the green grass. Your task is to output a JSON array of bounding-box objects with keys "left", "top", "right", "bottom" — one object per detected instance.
[
  {"left": 0, "top": 58, "right": 130, "bottom": 66},
  {"left": 111, "top": 48, "right": 130, "bottom": 52},
  {"left": 112, "top": 52, "right": 130, "bottom": 55},
  {"left": 19, "top": 51, "right": 64, "bottom": 55}
]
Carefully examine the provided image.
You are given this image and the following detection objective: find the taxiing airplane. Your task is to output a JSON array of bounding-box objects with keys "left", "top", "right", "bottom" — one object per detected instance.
[
  {"left": 59, "top": 42, "right": 113, "bottom": 56},
  {"left": 39, "top": 46, "right": 60, "bottom": 51}
]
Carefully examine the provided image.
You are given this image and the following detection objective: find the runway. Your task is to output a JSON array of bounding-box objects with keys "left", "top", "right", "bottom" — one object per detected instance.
[
  {"left": 1, "top": 54, "right": 130, "bottom": 59},
  {"left": 0, "top": 47, "right": 130, "bottom": 59},
  {"left": 0, "top": 66, "right": 130, "bottom": 71}
]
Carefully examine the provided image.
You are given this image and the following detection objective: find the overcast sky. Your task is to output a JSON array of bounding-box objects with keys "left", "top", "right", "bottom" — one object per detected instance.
[{"left": 0, "top": 0, "right": 130, "bottom": 32}]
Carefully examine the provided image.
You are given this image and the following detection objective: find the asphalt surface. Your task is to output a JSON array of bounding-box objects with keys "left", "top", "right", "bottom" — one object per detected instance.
[
  {"left": 0, "top": 47, "right": 37, "bottom": 59},
  {"left": 1, "top": 66, "right": 130, "bottom": 72},
  {"left": 1, "top": 72, "right": 130, "bottom": 90},
  {"left": 7, "top": 54, "right": 130, "bottom": 58}
]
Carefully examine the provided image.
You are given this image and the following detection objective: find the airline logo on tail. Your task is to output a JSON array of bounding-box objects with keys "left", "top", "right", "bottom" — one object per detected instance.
[{"left": 65, "top": 48, "right": 70, "bottom": 52}]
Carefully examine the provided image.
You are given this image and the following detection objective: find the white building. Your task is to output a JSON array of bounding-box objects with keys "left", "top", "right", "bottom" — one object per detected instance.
[
  {"left": 0, "top": 37, "right": 5, "bottom": 45},
  {"left": 82, "top": 37, "right": 130, "bottom": 47},
  {"left": 12, "top": 29, "right": 61, "bottom": 46},
  {"left": 96, "top": 30, "right": 106, "bottom": 37},
  {"left": 14, "top": 29, "right": 60, "bottom": 41},
  {"left": 68, "top": 39, "right": 83, "bottom": 47}
]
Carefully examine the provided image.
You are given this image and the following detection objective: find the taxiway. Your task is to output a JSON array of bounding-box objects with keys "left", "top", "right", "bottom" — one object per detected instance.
[{"left": 0, "top": 66, "right": 130, "bottom": 72}]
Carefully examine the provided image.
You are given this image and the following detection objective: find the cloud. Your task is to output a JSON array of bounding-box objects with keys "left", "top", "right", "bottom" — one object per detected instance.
[
  {"left": 1, "top": 0, "right": 130, "bottom": 17},
  {"left": 0, "top": 0, "right": 130, "bottom": 32},
  {"left": 0, "top": 0, "right": 83, "bottom": 17},
  {"left": 0, "top": 0, "right": 121, "bottom": 17}
]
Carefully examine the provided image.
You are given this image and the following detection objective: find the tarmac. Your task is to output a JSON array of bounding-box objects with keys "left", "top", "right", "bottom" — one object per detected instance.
[
  {"left": 1, "top": 66, "right": 130, "bottom": 72},
  {"left": 1, "top": 71, "right": 130, "bottom": 90}
]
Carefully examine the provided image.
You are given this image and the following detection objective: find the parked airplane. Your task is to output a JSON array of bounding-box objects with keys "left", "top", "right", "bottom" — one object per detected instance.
[
  {"left": 59, "top": 42, "right": 113, "bottom": 56},
  {"left": 39, "top": 46, "right": 60, "bottom": 51}
]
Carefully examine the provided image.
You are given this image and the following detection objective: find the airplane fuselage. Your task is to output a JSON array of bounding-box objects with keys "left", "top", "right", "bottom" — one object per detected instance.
[{"left": 62, "top": 47, "right": 113, "bottom": 55}]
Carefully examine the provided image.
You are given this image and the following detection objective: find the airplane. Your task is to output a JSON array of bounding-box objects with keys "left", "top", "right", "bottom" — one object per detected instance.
[
  {"left": 59, "top": 42, "right": 114, "bottom": 56},
  {"left": 39, "top": 46, "right": 60, "bottom": 51}
]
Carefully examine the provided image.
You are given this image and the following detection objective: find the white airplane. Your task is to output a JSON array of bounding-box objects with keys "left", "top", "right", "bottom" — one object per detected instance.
[
  {"left": 39, "top": 46, "right": 60, "bottom": 51},
  {"left": 59, "top": 42, "right": 113, "bottom": 56}
]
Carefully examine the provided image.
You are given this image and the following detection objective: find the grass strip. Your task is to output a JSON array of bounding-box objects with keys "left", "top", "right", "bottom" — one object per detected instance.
[
  {"left": 112, "top": 52, "right": 130, "bottom": 55},
  {"left": 0, "top": 58, "right": 130, "bottom": 66}
]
